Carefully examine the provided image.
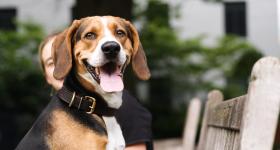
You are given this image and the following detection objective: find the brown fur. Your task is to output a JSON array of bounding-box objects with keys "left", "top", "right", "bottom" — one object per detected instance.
[
  {"left": 52, "top": 20, "right": 81, "bottom": 80},
  {"left": 46, "top": 110, "right": 107, "bottom": 150}
]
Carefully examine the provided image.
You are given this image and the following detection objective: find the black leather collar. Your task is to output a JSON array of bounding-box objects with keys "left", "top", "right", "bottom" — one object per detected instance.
[{"left": 56, "top": 71, "right": 117, "bottom": 116}]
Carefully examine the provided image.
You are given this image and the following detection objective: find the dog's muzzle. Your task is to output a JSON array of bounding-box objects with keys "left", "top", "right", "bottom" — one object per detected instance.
[{"left": 83, "top": 59, "right": 128, "bottom": 93}]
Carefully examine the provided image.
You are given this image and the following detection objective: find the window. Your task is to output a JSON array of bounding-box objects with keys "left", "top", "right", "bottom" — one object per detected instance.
[
  {"left": 224, "top": 2, "right": 246, "bottom": 36},
  {"left": 72, "top": 0, "right": 132, "bottom": 20},
  {"left": 0, "top": 8, "right": 16, "bottom": 30}
]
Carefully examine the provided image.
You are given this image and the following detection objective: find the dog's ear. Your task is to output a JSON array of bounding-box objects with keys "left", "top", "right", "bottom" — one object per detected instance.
[
  {"left": 125, "top": 20, "right": 151, "bottom": 80},
  {"left": 52, "top": 20, "right": 81, "bottom": 80}
]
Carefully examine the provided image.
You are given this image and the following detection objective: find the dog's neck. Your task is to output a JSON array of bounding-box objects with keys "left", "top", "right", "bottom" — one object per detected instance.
[
  {"left": 64, "top": 71, "right": 99, "bottom": 98},
  {"left": 58, "top": 71, "right": 119, "bottom": 116}
]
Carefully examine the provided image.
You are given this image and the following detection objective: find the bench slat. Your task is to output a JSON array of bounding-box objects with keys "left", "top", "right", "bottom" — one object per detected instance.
[
  {"left": 205, "top": 127, "right": 239, "bottom": 150},
  {"left": 208, "top": 95, "right": 246, "bottom": 130}
]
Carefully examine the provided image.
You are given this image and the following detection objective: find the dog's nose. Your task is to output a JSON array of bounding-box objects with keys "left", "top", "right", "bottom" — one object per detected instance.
[{"left": 101, "top": 41, "right": 120, "bottom": 59}]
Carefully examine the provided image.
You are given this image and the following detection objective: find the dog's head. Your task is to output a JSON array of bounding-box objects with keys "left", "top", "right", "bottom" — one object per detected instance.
[{"left": 52, "top": 16, "right": 150, "bottom": 108}]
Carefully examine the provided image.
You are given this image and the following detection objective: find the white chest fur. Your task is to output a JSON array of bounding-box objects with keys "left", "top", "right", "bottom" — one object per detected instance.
[{"left": 102, "top": 116, "right": 125, "bottom": 150}]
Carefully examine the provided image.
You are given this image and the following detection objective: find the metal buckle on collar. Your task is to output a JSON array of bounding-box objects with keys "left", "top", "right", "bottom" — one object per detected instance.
[
  {"left": 69, "top": 92, "right": 76, "bottom": 107},
  {"left": 84, "top": 96, "right": 96, "bottom": 114}
]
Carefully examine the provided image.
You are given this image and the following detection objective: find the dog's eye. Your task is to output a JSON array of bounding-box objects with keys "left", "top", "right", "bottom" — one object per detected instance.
[
  {"left": 116, "top": 30, "right": 126, "bottom": 37},
  {"left": 84, "top": 32, "right": 96, "bottom": 40}
]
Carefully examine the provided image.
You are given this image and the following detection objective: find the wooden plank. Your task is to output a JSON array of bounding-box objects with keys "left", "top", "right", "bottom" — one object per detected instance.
[
  {"left": 239, "top": 57, "right": 280, "bottom": 150},
  {"left": 232, "top": 131, "right": 240, "bottom": 150},
  {"left": 182, "top": 98, "right": 201, "bottom": 150},
  {"left": 205, "top": 127, "right": 216, "bottom": 149},
  {"left": 205, "top": 126, "right": 240, "bottom": 150},
  {"left": 153, "top": 138, "right": 182, "bottom": 150},
  {"left": 208, "top": 95, "right": 246, "bottom": 130},
  {"left": 197, "top": 90, "right": 224, "bottom": 150},
  {"left": 225, "top": 129, "right": 235, "bottom": 150}
]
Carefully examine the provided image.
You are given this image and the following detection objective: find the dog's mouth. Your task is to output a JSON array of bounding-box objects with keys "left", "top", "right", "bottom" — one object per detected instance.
[{"left": 83, "top": 60, "right": 127, "bottom": 92}]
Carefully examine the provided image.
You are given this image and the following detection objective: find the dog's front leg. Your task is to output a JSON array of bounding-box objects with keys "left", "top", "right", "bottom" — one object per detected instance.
[{"left": 103, "top": 116, "right": 125, "bottom": 150}]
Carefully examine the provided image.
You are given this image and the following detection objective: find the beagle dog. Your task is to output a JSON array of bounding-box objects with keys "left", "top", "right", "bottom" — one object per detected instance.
[{"left": 16, "top": 16, "right": 150, "bottom": 150}]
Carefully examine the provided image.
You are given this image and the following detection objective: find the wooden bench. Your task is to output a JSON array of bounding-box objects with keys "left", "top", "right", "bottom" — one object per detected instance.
[
  {"left": 155, "top": 56, "right": 280, "bottom": 150},
  {"left": 195, "top": 56, "right": 280, "bottom": 150}
]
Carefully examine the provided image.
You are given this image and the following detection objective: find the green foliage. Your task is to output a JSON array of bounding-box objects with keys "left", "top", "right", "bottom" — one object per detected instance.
[
  {"left": 141, "top": 17, "right": 261, "bottom": 97},
  {"left": 0, "top": 22, "right": 46, "bottom": 111},
  {"left": 134, "top": 0, "right": 263, "bottom": 138},
  {"left": 0, "top": 22, "right": 48, "bottom": 147}
]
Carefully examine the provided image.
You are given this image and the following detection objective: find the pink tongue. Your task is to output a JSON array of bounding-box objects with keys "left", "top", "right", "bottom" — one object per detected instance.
[{"left": 100, "top": 68, "right": 124, "bottom": 92}]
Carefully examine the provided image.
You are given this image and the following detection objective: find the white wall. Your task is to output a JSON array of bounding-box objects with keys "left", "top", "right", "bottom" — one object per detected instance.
[
  {"left": 170, "top": 0, "right": 224, "bottom": 46},
  {"left": 170, "top": 0, "right": 280, "bottom": 57},
  {"left": 0, "top": 0, "right": 75, "bottom": 34},
  {"left": 247, "top": 0, "right": 280, "bottom": 56}
]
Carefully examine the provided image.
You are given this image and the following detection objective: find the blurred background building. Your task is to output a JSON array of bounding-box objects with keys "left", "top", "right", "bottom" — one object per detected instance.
[
  {"left": 0, "top": 0, "right": 279, "bottom": 56},
  {"left": 0, "top": 0, "right": 279, "bottom": 149},
  {"left": 169, "top": 0, "right": 280, "bottom": 57},
  {"left": 0, "top": 0, "right": 75, "bottom": 33}
]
